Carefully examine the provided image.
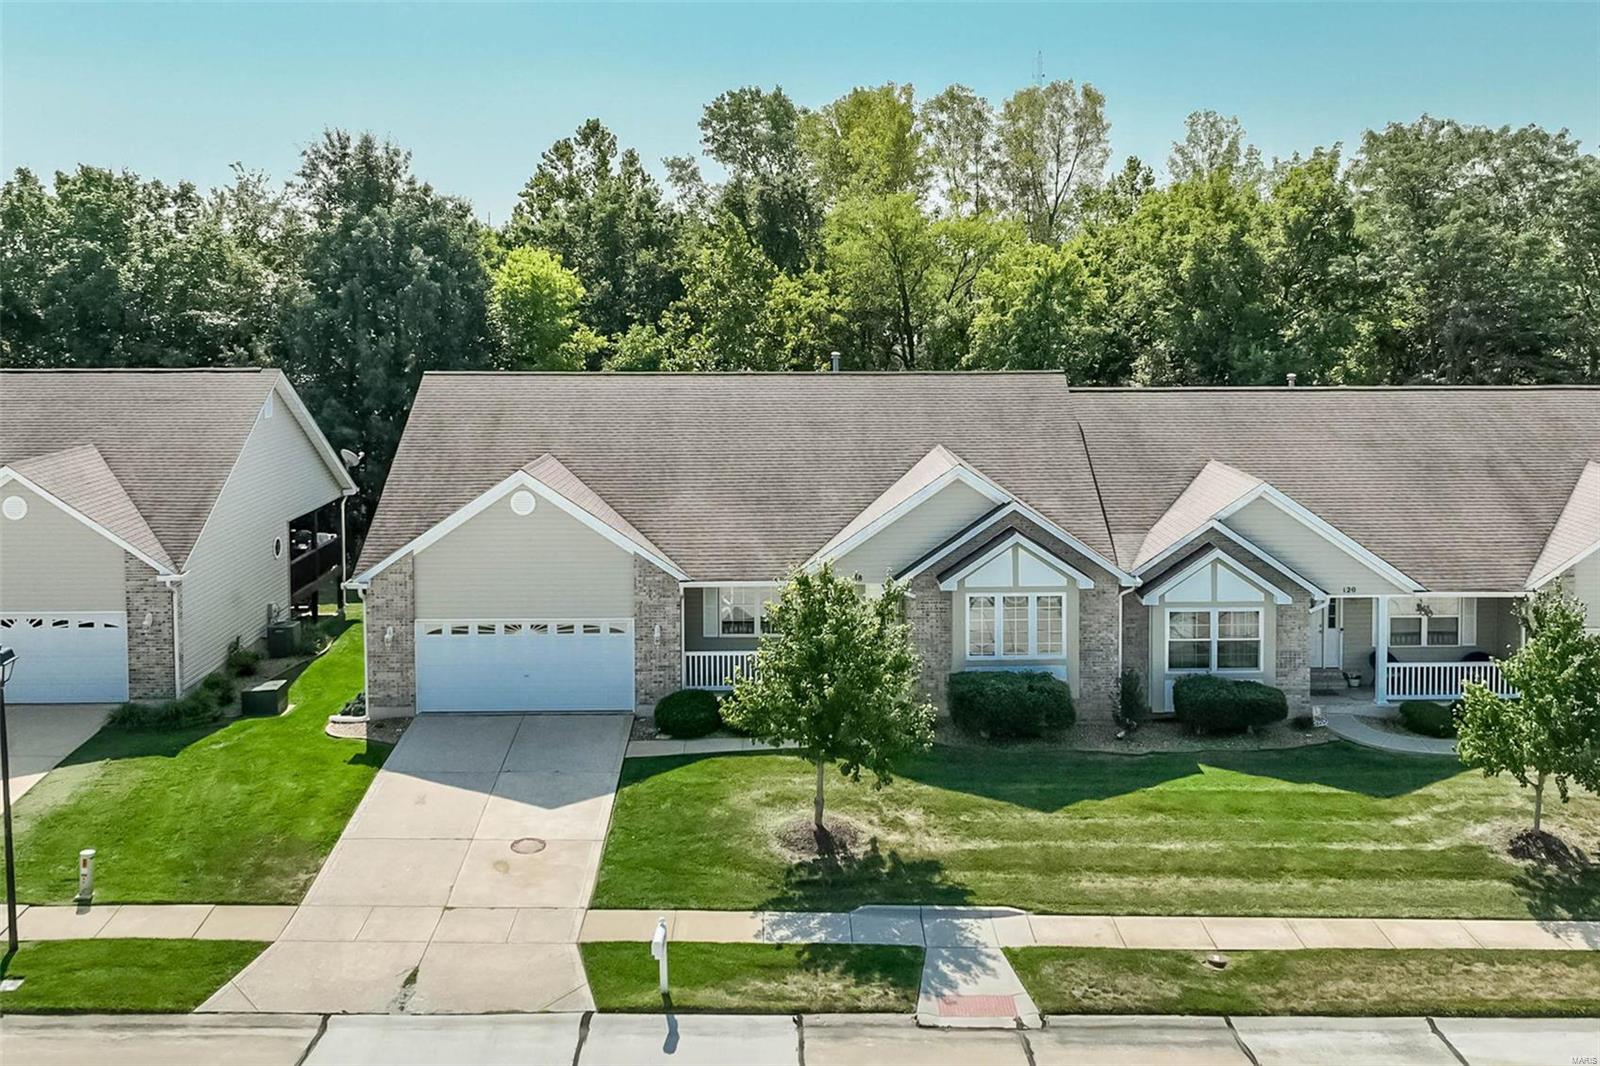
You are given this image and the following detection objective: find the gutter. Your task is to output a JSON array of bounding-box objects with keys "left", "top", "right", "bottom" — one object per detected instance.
[{"left": 155, "top": 572, "right": 186, "bottom": 698}]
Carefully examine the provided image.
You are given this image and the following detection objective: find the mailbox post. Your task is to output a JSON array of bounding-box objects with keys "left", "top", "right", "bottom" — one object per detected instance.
[{"left": 650, "top": 917, "right": 669, "bottom": 995}]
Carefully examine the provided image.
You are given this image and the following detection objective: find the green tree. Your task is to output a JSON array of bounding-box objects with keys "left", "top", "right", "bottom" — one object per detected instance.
[
  {"left": 509, "top": 119, "right": 683, "bottom": 342},
  {"left": 490, "top": 246, "right": 601, "bottom": 370},
  {"left": 276, "top": 131, "right": 496, "bottom": 537},
  {"left": 1456, "top": 590, "right": 1600, "bottom": 833},
  {"left": 967, "top": 239, "right": 1112, "bottom": 380},
  {"left": 719, "top": 565, "right": 937, "bottom": 836},
  {"left": 921, "top": 84, "right": 996, "bottom": 217},
  {"left": 995, "top": 80, "right": 1110, "bottom": 243},
  {"left": 698, "top": 86, "right": 821, "bottom": 272},
  {"left": 1168, "top": 110, "right": 1264, "bottom": 186},
  {"left": 800, "top": 83, "right": 928, "bottom": 202},
  {"left": 1352, "top": 118, "right": 1589, "bottom": 383}
]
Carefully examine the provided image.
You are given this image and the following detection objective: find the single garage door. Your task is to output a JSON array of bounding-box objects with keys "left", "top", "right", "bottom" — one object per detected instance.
[
  {"left": 415, "top": 618, "right": 634, "bottom": 712},
  {"left": 0, "top": 612, "right": 130, "bottom": 703}
]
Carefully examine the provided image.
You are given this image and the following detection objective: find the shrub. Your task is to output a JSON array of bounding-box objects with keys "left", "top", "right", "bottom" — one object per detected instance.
[
  {"left": 226, "top": 637, "right": 261, "bottom": 678},
  {"left": 1399, "top": 700, "right": 1457, "bottom": 738},
  {"left": 1172, "top": 675, "right": 1288, "bottom": 734},
  {"left": 948, "top": 670, "right": 1076, "bottom": 740},
  {"left": 107, "top": 685, "right": 220, "bottom": 730},
  {"left": 654, "top": 688, "right": 723, "bottom": 738},
  {"left": 200, "top": 672, "right": 235, "bottom": 709},
  {"left": 1114, "top": 669, "right": 1147, "bottom": 732}
]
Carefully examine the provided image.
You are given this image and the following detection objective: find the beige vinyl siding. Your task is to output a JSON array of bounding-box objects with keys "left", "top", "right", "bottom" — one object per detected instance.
[
  {"left": 948, "top": 546, "right": 1079, "bottom": 699},
  {"left": 834, "top": 480, "right": 996, "bottom": 582},
  {"left": 414, "top": 493, "right": 633, "bottom": 618},
  {"left": 179, "top": 384, "right": 344, "bottom": 688},
  {"left": 1571, "top": 552, "right": 1600, "bottom": 630},
  {"left": 1222, "top": 497, "right": 1407, "bottom": 596},
  {"left": 0, "top": 483, "right": 126, "bottom": 612}
]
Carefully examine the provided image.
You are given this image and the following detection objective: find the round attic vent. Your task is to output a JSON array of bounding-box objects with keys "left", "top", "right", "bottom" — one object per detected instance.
[
  {"left": 510, "top": 490, "right": 537, "bottom": 516},
  {"left": 1, "top": 496, "right": 27, "bottom": 521}
]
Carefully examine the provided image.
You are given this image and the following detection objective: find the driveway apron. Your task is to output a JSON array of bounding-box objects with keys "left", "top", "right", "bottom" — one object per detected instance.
[{"left": 209, "top": 713, "right": 630, "bottom": 1014}]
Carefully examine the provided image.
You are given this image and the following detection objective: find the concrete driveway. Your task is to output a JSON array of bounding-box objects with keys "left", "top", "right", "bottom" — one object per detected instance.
[
  {"left": 207, "top": 713, "right": 631, "bottom": 1014},
  {"left": 3, "top": 703, "right": 114, "bottom": 800}
]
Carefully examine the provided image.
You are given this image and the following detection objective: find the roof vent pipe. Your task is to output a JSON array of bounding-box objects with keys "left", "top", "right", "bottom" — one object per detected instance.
[
  {"left": 830, "top": 351, "right": 841, "bottom": 373},
  {"left": 1285, "top": 372, "right": 1297, "bottom": 388}
]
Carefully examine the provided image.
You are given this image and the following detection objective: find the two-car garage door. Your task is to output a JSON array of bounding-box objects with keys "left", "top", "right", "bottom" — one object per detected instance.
[
  {"left": 0, "top": 613, "right": 130, "bottom": 703},
  {"left": 415, "top": 618, "right": 634, "bottom": 712}
]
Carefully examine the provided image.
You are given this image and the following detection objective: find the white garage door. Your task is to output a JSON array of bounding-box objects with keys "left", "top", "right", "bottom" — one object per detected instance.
[
  {"left": 415, "top": 619, "right": 634, "bottom": 712},
  {"left": 0, "top": 612, "right": 130, "bottom": 703}
]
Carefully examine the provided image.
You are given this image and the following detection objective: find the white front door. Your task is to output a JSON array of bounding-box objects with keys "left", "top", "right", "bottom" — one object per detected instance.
[
  {"left": 1309, "top": 600, "right": 1344, "bottom": 669},
  {"left": 0, "top": 612, "right": 130, "bottom": 703},
  {"left": 415, "top": 619, "right": 634, "bottom": 712}
]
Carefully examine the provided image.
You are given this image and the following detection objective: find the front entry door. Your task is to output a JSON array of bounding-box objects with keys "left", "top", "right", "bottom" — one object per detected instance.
[{"left": 1309, "top": 600, "right": 1344, "bottom": 669}]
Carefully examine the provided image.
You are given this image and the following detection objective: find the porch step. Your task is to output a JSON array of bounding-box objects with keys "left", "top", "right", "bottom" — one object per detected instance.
[{"left": 1310, "top": 667, "right": 1348, "bottom": 695}]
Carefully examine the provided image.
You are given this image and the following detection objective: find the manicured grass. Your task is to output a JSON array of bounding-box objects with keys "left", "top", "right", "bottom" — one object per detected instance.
[
  {"left": 580, "top": 942, "right": 923, "bottom": 1013},
  {"left": 591, "top": 744, "right": 1600, "bottom": 918},
  {"left": 0, "top": 939, "right": 266, "bottom": 1013},
  {"left": 13, "top": 622, "right": 385, "bottom": 904},
  {"left": 1007, "top": 947, "right": 1600, "bottom": 1017}
]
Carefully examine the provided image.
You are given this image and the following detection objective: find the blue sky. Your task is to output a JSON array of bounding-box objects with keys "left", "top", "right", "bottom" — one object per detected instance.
[{"left": 4, "top": 2, "right": 1596, "bottom": 221}]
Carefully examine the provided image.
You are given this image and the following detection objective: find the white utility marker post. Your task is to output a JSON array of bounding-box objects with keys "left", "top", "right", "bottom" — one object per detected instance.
[
  {"left": 76, "top": 848, "right": 95, "bottom": 903},
  {"left": 650, "top": 917, "right": 669, "bottom": 995}
]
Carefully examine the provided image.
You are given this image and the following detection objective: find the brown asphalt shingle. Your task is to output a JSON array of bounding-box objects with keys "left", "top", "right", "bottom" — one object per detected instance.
[{"left": 0, "top": 369, "right": 278, "bottom": 570}]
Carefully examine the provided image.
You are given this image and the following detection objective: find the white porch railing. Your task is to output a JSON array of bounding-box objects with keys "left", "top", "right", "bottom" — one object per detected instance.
[
  {"left": 1385, "top": 662, "right": 1516, "bottom": 702},
  {"left": 684, "top": 650, "right": 759, "bottom": 690}
]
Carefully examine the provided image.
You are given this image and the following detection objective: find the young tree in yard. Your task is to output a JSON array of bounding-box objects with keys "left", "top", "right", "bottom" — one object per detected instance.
[
  {"left": 719, "top": 565, "right": 937, "bottom": 839},
  {"left": 1456, "top": 589, "right": 1600, "bottom": 834}
]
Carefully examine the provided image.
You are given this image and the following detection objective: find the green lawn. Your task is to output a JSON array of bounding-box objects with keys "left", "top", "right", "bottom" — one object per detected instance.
[
  {"left": 0, "top": 939, "right": 266, "bottom": 1013},
  {"left": 591, "top": 745, "right": 1600, "bottom": 918},
  {"left": 580, "top": 942, "right": 923, "bottom": 1013},
  {"left": 1008, "top": 947, "right": 1600, "bottom": 1017},
  {"left": 13, "top": 622, "right": 385, "bottom": 904}
]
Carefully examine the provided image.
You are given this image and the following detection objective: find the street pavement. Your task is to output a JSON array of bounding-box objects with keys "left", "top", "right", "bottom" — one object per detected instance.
[{"left": 4, "top": 1013, "right": 1597, "bottom": 1065}]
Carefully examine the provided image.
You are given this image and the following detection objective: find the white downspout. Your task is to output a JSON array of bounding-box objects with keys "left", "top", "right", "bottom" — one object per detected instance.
[
  {"left": 156, "top": 574, "right": 185, "bottom": 699},
  {"left": 338, "top": 494, "right": 350, "bottom": 621},
  {"left": 1374, "top": 595, "right": 1389, "bottom": 705}
]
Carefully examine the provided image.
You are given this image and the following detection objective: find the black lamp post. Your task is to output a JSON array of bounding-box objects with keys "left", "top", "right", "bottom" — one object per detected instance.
[{"left": 1, "top": 645, "right": 17, "bottom": 955}]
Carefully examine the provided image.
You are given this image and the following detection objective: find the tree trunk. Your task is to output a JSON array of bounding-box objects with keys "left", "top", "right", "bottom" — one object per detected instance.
[
  {"left": 1533, "top": 772, "right": 1546, "bottom": 833},
  {"left": 814, "top": 760, "right": 826, "bottom": 832}
]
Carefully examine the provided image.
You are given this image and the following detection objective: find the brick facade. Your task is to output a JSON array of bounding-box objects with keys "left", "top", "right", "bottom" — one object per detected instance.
[
  {"left": 365, "top": 554, "right": 416, "bottom": 718},
  {"left": 125, "top": 555, "right": 177, "bottom": 701},
  {"left": 633, "top": 555, "right": 681, "bottom": 713},
  {"left": 905, "top": 572, "right": 952, "bottom": 711}
]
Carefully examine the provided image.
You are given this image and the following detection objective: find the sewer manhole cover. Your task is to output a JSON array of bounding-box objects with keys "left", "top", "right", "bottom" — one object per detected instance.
[{"left": 510, "top": 837, "right": 546, "bottom": 854}]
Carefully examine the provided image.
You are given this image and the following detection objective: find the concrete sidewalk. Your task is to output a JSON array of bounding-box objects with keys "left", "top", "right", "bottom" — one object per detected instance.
[{"left": 5, "top": 1012, "right": 1596, "bottom": 1066}]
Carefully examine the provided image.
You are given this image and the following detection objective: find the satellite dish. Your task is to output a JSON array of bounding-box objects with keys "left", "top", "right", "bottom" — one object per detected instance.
[{"left": 339, "top": 448, "right": 365, "bottom": 468}]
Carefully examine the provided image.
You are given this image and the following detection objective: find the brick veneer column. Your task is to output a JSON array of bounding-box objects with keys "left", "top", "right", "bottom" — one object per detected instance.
[
  {"left": 365, "top": 554, "right": 416, "bottom": 718},
  {"left": 1120, "top": 593, "right": 1150, "bottom": 692},
  {"left": 1276, "top": 591, "right": 1313, "bottom": 713},
  {"left": 906, "top": 572, "right": 952, "bottom": 713},
  {"left": 125, "top": 555, "right": 177, "bottom": 700},
  {"left": 634, "top": 555, "right": 681, "bottom": 714},
  {"left": 1076, "top": 581, "right": 1120, "bottom": 722}
]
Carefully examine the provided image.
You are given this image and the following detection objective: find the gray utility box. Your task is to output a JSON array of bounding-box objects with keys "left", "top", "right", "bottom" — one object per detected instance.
[
  {"left": 242, "top": 679, "right": 288, "bottom": 716},
  {"left": 266, "top": 621, "right": 302, "bottom": 658}
]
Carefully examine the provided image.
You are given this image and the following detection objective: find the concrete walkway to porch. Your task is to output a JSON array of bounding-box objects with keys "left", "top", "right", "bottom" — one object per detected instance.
[{"left": 1316, "top": 693, "right": 1459, "bottom": 756}]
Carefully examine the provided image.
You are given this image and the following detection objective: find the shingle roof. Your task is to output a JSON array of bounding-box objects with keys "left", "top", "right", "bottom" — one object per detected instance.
[
  {"left": 359, "top": 373, "right": 1109, "bottom": 581},
  {"left": 1072, "top": 387, "right": 1600, "bottom": 592},
  {"left": 0, "top": 369, "right": 279, "bottom": 570},
  {"left": 1133, "top": 459, "right": 1262, "bottom": 569},
  {"left": 8, "top": 445, "right": 175, "bottom": 572},
  {"left": 358, "top": 376, "right": 1600, "bottom": 593},
  {"left": 1528, "top": 461, "right": 1600, "bottom": 588}
]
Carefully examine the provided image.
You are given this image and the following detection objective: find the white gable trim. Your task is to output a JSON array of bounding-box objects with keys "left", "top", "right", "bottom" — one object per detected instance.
[
  {"left": 936, "top": 531, "right": 1097, "bottom": 591},
  {"left": 1132, "top": 519, "right": 1326, "bottom": 602},
  {"left": 0, "top": 467, "right": 175, "bottom": 576},
  {"left": 806, "top": 466, "right": 1009, "bottom": 570},
  {"left": 350, "top": 469, "right": 689, "bottom": 585},
  {"left": 1140, "top": 547, "right": 1292, "bottom": 606},
  {"left": 898, "top": 501, "right": 1134, "bottom": 586},
  {"left": 1214, "top": 484, "right": 1422, "bottom": 592},
  {"left": 1528, "top": 539, "right": 1600, "bottom": 590}
]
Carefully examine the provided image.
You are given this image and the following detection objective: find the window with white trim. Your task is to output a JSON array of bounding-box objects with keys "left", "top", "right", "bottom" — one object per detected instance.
[
  {"left": 1167, "top": 607, "right": 1262, "bottom": 671},
  {"left": 708, "top": 587, "right": 780, "bottom": 637},
  {"left": 1389, "top": 598, "right": 1461, "bottom": 647},
  {"left": 966, "top": 593, "right": 1066, "bottom": 659}
]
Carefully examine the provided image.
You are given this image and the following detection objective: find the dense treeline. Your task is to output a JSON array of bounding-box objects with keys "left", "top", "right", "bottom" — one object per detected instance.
[{"left": 3, "top": 82, "right": 1596, "bottom": 537}]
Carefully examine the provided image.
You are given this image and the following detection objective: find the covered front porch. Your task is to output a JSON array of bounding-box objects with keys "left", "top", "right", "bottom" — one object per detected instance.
[{"left": 1309, "top": 593, "right": 1522, "bottom": 704}]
